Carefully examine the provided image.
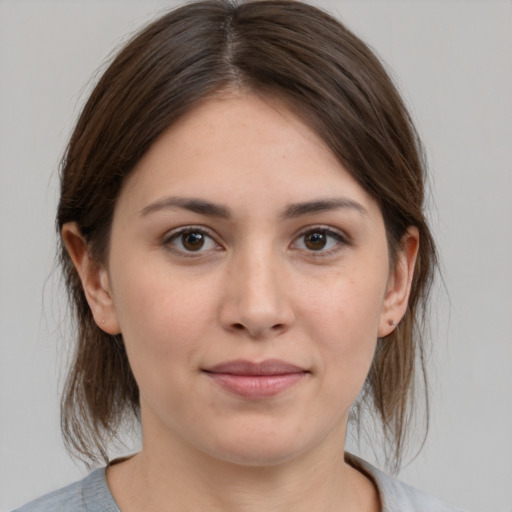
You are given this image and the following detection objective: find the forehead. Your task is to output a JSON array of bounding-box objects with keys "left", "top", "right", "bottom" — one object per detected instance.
[{"left": 116, "top": 91, "right": 380, "bottom": 219}]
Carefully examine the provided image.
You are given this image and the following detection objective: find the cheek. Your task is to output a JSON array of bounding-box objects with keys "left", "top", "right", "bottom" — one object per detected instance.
[
  {"left": 300, "top": 263, "right": 387, "bottom": 339},
  {"left": 110, "top": 265, "right": 222, "bottom": 423},
  {"left": 110, "top": 261, "right": 217, "bottom": 368},
  {"left": 298, "top": 267, "right": 387, "bottom": 395}
]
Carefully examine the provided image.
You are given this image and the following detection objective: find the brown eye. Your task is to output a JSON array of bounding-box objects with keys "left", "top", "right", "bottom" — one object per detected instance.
[
  {"left": 165, "top": 228, "right": 219, "bottom": 254},
  {"left": 292, "top": 228, "right": 346, "bottom": 255},
  {"left": 182, "top": 231, "right": 205, "bottom": 251},
  {"left": 304, "top": 231, "right": 327, "bottom": 250}
]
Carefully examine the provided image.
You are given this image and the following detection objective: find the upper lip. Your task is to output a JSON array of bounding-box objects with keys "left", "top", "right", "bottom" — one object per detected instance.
[{"left": 203, "top": 359, "right": 307, "bottom": 376}]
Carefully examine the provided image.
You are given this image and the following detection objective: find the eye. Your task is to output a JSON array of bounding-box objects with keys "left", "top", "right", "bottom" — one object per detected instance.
[
  {"left": 292, "top": 228, "right": 347, "bottom": 254},
  {"left": 163, "top": 227, "right": 220, "bottom": 254}
]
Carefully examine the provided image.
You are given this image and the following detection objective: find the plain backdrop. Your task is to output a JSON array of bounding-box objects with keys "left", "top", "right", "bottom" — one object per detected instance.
[{"left": 1, "top": 1, "right": 511, "bottom": 511}]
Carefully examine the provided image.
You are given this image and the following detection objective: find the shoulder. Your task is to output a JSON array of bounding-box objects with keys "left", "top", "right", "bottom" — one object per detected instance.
[
  {"left": 12, "top": 468, "right": 119, "bottom": 512},
  {"left": 348, "top": 455, "right": 467, "bottom": 512}
]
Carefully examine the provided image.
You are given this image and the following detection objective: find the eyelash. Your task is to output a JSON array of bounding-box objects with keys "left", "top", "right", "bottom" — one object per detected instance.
[
  {"left": 291, "top": 226, "right": 349, "bottom": 257},
  {"left": 161, "top": 225, "right": 349, "bottom": 258},
  {"left": 162, "top": 226, "right": 221, "bottom": 257}
]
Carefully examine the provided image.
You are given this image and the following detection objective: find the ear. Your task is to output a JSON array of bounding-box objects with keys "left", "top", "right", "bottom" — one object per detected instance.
[
  {"left": 378, "top": 227, "right": 419, "bottom": 338},
  {"left": 61, "top": 222, "right": 121, "bottom": 335}
]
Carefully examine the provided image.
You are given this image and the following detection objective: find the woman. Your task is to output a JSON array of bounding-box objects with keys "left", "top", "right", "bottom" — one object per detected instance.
[{"left": 16, "top": 1, "right": 465, "bottom": 510}]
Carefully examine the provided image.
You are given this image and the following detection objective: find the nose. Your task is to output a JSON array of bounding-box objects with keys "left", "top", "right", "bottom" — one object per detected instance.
[{"left": 219, "top": 248, "right": 295, "bottom": 339}]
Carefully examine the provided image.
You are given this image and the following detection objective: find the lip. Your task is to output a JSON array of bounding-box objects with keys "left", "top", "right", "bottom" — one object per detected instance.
[{"left": 203, "top": 359, "right": 309, "bottom": 399}]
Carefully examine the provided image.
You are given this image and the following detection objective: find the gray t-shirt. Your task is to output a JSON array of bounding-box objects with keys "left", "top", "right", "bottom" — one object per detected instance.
[{"left": 14, "top": 457, "right": 466, "bottom": 512}]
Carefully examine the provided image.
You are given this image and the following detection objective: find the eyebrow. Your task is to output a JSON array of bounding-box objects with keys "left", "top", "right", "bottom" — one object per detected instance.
[
  {"left": 140, "top": 196, "right": 231, "bottom": 218},
  {"left": 281, "top": 198, "right": 368, "bottom": 219},
  {"left": 140, "top": 196, "right": 367, "bottom": 219}
]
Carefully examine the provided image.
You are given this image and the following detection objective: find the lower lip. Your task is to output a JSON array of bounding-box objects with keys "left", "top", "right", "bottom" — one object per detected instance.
[{"left": 205, "top": 372, "right": 307, "bottom": 399}]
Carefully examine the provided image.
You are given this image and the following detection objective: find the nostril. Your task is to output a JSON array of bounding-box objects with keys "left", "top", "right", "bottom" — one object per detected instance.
[{"left": 232, "top": 322, "right": 285, "bottom": 332}]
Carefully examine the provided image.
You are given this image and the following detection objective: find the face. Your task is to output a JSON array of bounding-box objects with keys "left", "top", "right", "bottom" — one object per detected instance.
[{"left": 70, "top": 92, "right": 416, "bottom": 467}]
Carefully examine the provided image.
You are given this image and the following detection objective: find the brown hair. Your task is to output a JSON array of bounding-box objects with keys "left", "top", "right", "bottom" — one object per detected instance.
[{"left": 58, "top": 0, "right": 436, "bottom": 471}]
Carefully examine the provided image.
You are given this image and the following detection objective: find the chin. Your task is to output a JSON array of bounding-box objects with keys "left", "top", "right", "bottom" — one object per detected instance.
[
  {"left": 212, "top": 444, "right": 302, "bottom": 468},
  {"left": 201, "top": 424, "right": 323, "bottom": 468}
]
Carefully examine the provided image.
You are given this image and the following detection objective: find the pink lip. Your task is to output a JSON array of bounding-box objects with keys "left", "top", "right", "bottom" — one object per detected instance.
[{"left": 203, "top": 359, "right": 308, "bottom": 399}]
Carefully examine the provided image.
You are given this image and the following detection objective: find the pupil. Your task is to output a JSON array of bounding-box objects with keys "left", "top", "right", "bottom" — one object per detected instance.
[
  {"left": 183, "top": 232, "right": 204, "bottom": 250},
  {"left": 305, "top": 232, "right": 326, "bottom": 250}
]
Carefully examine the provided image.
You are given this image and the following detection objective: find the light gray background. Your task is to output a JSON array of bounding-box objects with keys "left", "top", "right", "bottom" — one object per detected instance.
[{"left": 1, "top": 1, "right": 511, "bottom": 511}]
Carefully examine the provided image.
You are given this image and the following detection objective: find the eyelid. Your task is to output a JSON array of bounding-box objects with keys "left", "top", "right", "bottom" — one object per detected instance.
[
  {"left": 160, "top": 224, "right": 350, "bottom": 258},
  {"left": 290, "top": 225, "right": 350, "bottom": 255},
  {"left": 162, "top": 225, "right": 224, "bottom": 256}
]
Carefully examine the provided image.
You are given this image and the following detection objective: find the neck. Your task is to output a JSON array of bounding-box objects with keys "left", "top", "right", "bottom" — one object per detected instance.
[{"left": 107, "top": 428, "right": 378, "bottom": 512}]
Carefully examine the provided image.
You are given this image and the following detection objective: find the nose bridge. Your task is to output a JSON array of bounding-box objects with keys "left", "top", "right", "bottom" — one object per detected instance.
[{"left": 220, "top": 240, "right": 293, "bottom": 338}]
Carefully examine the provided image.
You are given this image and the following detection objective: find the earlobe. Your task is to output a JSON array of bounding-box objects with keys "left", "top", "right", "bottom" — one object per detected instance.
[
  {"left": 378, "top": 227, "right": 419, "bottom": 338},
  {"left": 61, "top": 222, "right": 121, "bottom": 335}
]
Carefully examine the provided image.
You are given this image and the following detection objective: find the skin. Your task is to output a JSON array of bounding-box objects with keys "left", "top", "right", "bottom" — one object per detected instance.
[{"left": 63, "top": 91, "right": 418, "bottom": 512}]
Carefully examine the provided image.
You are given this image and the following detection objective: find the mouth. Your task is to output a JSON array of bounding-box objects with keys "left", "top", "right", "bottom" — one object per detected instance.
[{"left": 202, "top": 359, "right": 309, "bottom": 399}]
